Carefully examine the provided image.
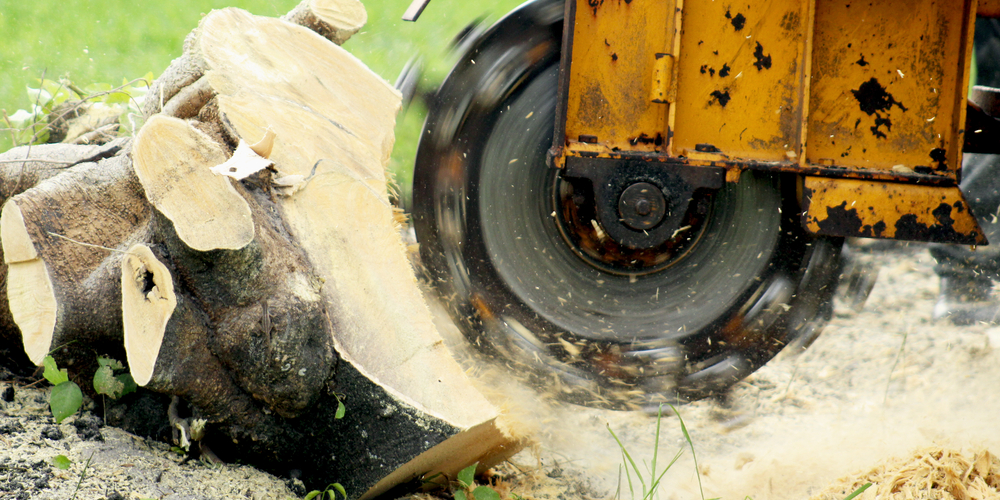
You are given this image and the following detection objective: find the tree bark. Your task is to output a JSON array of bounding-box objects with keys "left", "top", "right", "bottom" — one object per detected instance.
[
  {"left": 0, "top": 139, "right": 133, "bottom": 373},
  {"left": 1, "top": 149, "right": 149, "bottom": 365},
  {"left": 0, "top": 1, "right": 526, "bottom": 497}
]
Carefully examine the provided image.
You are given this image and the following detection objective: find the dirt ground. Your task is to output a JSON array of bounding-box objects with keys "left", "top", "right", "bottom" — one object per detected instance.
[
  {"left": 436, "top": 243, "right": 1000, "bottom": 500},
  {"left": 482, "top": 246, "right": 1000, "bottom": 500},
  {"left": 2, "top": 244, "right": 1000, "bottom": 499},
  {"left": 0, "top": 391, "right": 300, "bottom": 499}
]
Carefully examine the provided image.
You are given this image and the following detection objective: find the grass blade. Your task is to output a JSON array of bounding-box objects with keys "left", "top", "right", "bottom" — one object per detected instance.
[
  {"left": 615, "top": 464, "right": 623, "bottom": 500},
  {"left": 650, "top": 404, "right": 662, "bottom": 492},
  {"left": 621, "top": 447, "right": 636, "bottom": 499},
  {"left": 843, "top": 483, "right": 872, "bottom": 500},
  {"left": 69, "top": 452, "right": 94, "bottom": 500},
  {"left": 646, "top": 448, "right": 685, "bottom": 500},
  {"left": 670, "top": 404, "right": 706, "bottom": 500},
  {"left": 608, "top": 424, "right": 647, "bottom": 497}
]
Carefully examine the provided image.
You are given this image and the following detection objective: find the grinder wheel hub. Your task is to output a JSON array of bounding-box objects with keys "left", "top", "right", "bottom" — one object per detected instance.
[
  {"left": 554, "top": 174, "right": 712, "bottom": 276},
  {"left": 619, "top": 182, "right": 666, "bottom": 230}
]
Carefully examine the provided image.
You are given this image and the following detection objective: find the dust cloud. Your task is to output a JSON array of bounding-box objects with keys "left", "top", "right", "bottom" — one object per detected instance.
[{"left": 430, "top": 247, "right": 1000, "bottom": 499}]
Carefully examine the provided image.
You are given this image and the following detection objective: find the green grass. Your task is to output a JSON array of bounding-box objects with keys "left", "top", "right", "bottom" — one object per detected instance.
[
  {"left": 0, "top": 0, "right": 524, "bottom": 196},
  {"left": 608, "top": 405, "right": 686, "bottom": 500}
]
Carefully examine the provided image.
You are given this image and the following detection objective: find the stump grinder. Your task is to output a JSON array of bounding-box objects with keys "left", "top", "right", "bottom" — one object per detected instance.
[{"left": 404, "top": 0, "right": 1000, "bottom": 409}]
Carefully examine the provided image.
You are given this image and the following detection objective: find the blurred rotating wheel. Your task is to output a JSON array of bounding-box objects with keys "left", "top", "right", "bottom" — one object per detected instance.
[{"left": 411, "top": 0, "right": 843, "bottom": 410}]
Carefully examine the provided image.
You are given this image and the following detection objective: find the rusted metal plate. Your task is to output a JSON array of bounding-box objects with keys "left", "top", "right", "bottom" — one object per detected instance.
[
  {"left": 562, "top": 0, "right": 678, "bottom": 155},
  {"left": 806, "top": 0, "right": 975, "bottom": 178},
  {"left": 802, "top": 177, "right": 987, "bottom": 244},
  {"left": 671, "top": 0, "right": 812, "bottom": 162},
  {"left": 551, "top": 0, "right": 984, "bottom": 246}
]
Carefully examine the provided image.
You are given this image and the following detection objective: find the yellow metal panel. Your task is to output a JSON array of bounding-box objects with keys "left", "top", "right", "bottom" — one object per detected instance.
[
  {"left": 563, "top": 0, "right": 677, "bottom": 154},
  {"left": 806, "top": 0, "right": 975, "bottom": 177},
  {"left": 980, "top": 0, "right": 1000, "bottom": 17},
  {"left": 802, "top": 177, "right": 987, "bottom": 244},
  {"left": 672, "top": 0, "right": 812, "bottom": 162}
]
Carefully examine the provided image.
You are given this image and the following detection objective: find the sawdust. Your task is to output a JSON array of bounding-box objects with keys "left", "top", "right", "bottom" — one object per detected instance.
[
  {"left": 2, "top": 245, "right": 1000, "bottom": 500},
  {"left": 432, "top": 245, "right": 1000, "bottom": 500},
  {"left": 810, "top": 448, "right": 1000, "bottom": 500}
]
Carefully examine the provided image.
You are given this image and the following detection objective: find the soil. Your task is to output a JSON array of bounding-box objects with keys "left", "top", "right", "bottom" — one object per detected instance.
[
  {"left": 435, "top": 243, "right": 1000, "bottom": 500},
  {"left": 2, "top": 244, "right": 1000, "bottom": 499},
  {"left": 0, "top": 390, "right": 299, "bottom": 499}
]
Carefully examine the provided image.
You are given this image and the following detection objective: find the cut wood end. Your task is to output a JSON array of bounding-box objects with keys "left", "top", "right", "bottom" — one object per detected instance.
[
  {"left": 7, "top": 259, "right": 57, "bottom": 365},
  {"left": 311, "top": 0, "right": 367, "bottom": 27},
  {"left": 282, "top": 0, "right": 367, "bottom": 44},
  {"left": 134, "top": 115, "right": 255, "bottom": 251},
  {"left": 200, "top": 9, "right": 400, "bottom": 166},
  {"left": 122, "top": 244, "right": 178, "bottom": 386},
  {"left": 1, "top": 199, "right": 56, "bottom": 364},
  {"left": 1, "top": 200, "right": 38, "bottom": 263},
  {"left": 310, "top": 0, "right": 367, "bottom": 41}
]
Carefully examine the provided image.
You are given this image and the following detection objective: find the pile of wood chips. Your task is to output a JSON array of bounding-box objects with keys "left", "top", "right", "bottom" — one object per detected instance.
[{"left": 811, "top": 448, "right": 1000, "bottom": 500}]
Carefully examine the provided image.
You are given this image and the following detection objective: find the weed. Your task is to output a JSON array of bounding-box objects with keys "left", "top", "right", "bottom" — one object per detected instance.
[
  {"left": 42, "top": 356, "right": 83, "bottom": 424},
  {"left": 69, "top": 451, "right": 94, "bottom": 500},
  {"left": 670, "top": 405, "right": 711, "bottom": 500},
  {"left": 452, "top": 463, "right": 501, "bottom": 500},
  {"left": 607, "top": 404, "right": 684, "bottom": 500},
  {"left": 42, "top": 353, "right": 136, "bottom": 424},
  {"left": 93, "top": 356, "right": 138, "bottom": 400},
  {"left": 609, "top": 404, "right": 873, "bottom": 500},
  {"left": 333, "top": 394, "right": 346, "bottom": 420},
  {"left": 304, "top": 482, "right": 347, "bottom": 500},
  {"left": 50, "top": 455, "right": 72, "bottom": 470}
]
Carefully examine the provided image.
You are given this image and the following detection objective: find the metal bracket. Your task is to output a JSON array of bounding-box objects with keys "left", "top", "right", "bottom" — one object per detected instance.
[{"left": 563, "top": 157, "right": 724, "bottom": 249}]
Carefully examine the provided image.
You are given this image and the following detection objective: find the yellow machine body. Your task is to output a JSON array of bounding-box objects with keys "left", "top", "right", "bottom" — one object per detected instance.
[{"left": 552, "top": 0, "right": 992, "bottom": 245}]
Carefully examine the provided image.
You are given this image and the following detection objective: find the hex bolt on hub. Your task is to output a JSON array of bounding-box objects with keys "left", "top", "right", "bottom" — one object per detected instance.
[{"left": 619, "top": 182, "right": 667, "bottom": 230}]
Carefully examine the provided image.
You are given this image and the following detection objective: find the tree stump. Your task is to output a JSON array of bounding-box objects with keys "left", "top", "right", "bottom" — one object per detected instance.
[{"left": 0, "top": 1, "right": 526, "bottom": 497}]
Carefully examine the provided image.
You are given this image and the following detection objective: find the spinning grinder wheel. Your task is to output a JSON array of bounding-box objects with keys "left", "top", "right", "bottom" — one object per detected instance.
[{"left": 411, "top": 0, "right": 843, "bottom": 409}]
